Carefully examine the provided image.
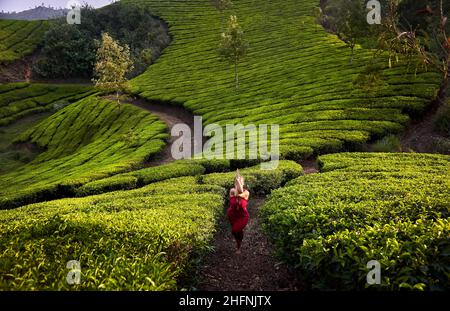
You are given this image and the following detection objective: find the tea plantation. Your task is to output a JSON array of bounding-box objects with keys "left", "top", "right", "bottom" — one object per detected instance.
[
  {"left": 0, "top": 95, "right": 169, "bottom": 209},
  {"left": 0, "top": 83, "right": 95, "bottom": 126},
  {"left": 0, "top": 161, "right": 303, "bottom": 290},
  {"left": 0, "top": 19, "right": 48, "bottom": 64},
  {"left": 261, "top": 153, "right": 450, "bottom": 290},
  {"left": 0, "top": 0, "right": 449, "bottom": 292},
  {"left": 126, "top": 0, "right": 441, "bottom": 159}
]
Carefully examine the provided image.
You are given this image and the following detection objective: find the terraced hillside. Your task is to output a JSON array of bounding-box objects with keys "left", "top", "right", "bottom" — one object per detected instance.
[
  {"left": 0, "top": 83, "right": 95, "bottom": 126},
  {"left": 0, "top": 96, "right": 168, "bottom": 209},
  {"left": 261, "top": 153, "right": 450, "bottom": 290},
  {"left": 127, "top": 0, "right": 442, "bottom": 159},
  {"left": 0, "top": 19, "right": 48, "bottom": 64},
  {"left": 0, "top": 161, "right": 303, "bottom": 290}
]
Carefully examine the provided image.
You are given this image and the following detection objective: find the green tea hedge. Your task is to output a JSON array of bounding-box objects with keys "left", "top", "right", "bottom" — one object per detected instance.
[{"left": 261, "top": 153, "right": 450, "bottom": 290}]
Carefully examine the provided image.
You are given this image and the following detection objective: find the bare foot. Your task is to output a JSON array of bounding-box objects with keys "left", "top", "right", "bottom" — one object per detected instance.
[{"left": 235, "top": 249, "right": 241, "bottom": 255}]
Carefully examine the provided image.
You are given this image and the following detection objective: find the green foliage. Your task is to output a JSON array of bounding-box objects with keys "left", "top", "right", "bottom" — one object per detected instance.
[
  {"left": 218, "top": 15, "right": 248, "bottom": 90},
  {"left": 0, "top": 160, "right": 303, "bottom": 290},
  {"left": 0, "top": 177, "right": 225, "bottom": 290},
  {"left": 33, "top": 3, "right": 170, "bottom": 79},
  {"left": 127, "top": 0, "right": 442, "bottom": 161},
  {"left": 201, "top": 160, "right": 303, "bottom": 195},
  {"left": 0, "top": 19, "right": 48, "bottom": 65},
  {"left": 75, "top": 161, "right": 206, "bottom": 197},
  {"left": 0, "top": 83, "right": 95, "bottom": 126},
  {"left": 323, "top": 0, "right": 374, "bottom": 62},
  {"left": 371, "top": 134, "right": 402, "bottom": 152},
  {"left": 0, "top": 96, "right": 168, "bottom": 209},
  {"left": 261, "top": 153, "right": 450, "bottom": 290},
  {"left": 93, "top": 33, "right": 134, "bottom": 104},
  {"left": 211, "top": 0, "right": 232, "bottom": 12},
  {"left": 33, "top": 23, "right": 96, "bottom": 78}
]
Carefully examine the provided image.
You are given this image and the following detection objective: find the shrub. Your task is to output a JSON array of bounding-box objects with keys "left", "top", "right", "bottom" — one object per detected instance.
[
  {"left": 0, "top": 177, "right": 225, "bottom": 290},
  {"left": 371, "top": 134, "right": 402, "bottom": 152},
  {"left": 74, "top": 161, "right": 206, "bottom": 197},
  {"left": 0, "top": 160, "right": 303, "bottom": 290},
  {"left": 201, "top": 160, "right": 303, "bottom": 195},
  {"left": 75, "top": 175, "right": 139, "bottom": 197},
  {"left": 261, "top": 153, "right": 450, "bottom": 290}
]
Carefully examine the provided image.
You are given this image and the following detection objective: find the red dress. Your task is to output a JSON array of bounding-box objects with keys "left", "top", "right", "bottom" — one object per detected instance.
[{"left": 227, "top": 196, "right": 249, "bottom": 239}]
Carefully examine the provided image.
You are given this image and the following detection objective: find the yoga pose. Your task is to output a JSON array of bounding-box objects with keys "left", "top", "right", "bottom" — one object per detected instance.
[{"left": 227, "top": 170, "right": 250, "bottom": 254}]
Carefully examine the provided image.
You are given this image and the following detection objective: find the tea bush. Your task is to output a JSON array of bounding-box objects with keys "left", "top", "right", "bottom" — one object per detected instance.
[
  {"left": 0, "top": 19, "right": 48, "bottom": 64},
  {"left": 75, "top": 161, "right": 206, "bottom": 197},
  {"left": 0, "top": 177, "right": 225, "bottom": 290},
  {"left": 261, "top": 153, "right": 450, "bottom": 290}
]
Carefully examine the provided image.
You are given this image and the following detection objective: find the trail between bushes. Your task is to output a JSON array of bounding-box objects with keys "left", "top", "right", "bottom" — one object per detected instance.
[
  {"left": 129, "top": 97, "right": 198, "bottom": 167},
  {"left": 132, "top": 97, "right": 319, "bottom": 290},
  {"left": 197, "top": 197, "right": 301, "bottom": 291}
]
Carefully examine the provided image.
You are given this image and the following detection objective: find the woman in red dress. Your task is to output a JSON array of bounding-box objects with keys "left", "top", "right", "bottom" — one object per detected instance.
[{"left": 227, "top": 171, "right": 250, "bottom": 254}]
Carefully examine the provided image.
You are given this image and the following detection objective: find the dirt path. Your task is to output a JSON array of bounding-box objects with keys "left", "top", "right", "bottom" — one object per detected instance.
[
  {"left": 197, "top": 197, "right": 301, "bottom": 291},
  {"left": 300, "top": 159, "right": 320, "bottom": 174},
  {"left": 129, "top": 97, "right": 199, "bottom": 166},
  {"left": 401, "top": 101, "right": 448, "bottom": 153}
]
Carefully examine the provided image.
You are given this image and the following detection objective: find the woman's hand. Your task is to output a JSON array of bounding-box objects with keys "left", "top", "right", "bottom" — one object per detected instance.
[{"left": 235, "top": 176, "right": 244, "bottom": 194}]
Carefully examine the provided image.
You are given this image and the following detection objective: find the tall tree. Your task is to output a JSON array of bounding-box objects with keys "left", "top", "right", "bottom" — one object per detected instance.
[
  {"left": 92, "top": 32, "right": 134, "bottom": 108},
  {"left": 211, "top": 0, "right": 232, "bottom": 31},
  {"left": 219, "top": 15, "right": 248, "bottom": 90}
]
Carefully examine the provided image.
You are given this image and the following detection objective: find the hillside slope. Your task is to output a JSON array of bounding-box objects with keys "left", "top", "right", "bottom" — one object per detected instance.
[
  {"left": 0, "top": 96, "right": 168, "bottom": 209},
  {"left": 0, "top": 19, "right": 48, "bottom": 65},
  {"left": 127, "top": 0, "right": 442, "bottom": 159}
]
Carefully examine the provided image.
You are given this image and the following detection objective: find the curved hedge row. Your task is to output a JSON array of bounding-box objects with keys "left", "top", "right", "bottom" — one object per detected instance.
[
  {"left": 125, "top": 0, "right": 442, "bottom": 160},
  {"left": 0, "top": 83, "right": 96, "bottom": 126},
  {"left": 261, "top": 153, "right": 450, "bottom": 290}
]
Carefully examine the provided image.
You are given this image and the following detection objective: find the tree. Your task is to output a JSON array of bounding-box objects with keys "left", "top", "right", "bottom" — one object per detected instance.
[
  {"left": 378, "top": 0, "right": 449, "bottom": 84},
  {"left": 323, "top": 0, "right": 371, "bottom": 64},
  {"left": 92, "top": 32, "right": 134, "bottom": 108},
  {"left": 211, "top": 0, "right": 232, "bottom": 31},
  {"left": 34, "top": 22, "right": 96, "bottom": 78},
  {"left": 219, "top": 15, "right": 248, "bottom": 91}
]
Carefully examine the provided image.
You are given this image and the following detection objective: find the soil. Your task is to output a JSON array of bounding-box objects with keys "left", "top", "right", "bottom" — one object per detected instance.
[
  {"left": 300, "top": 159, "right": 320, "bottom": 174},
  {"left": 126, "top": 97, "right": 201, "bottom": 166},
  {"left": 401, "top": 94, "right": 449, "bottom": 153},
  {"left": 0, "top": 54, "right": 35, "bottom": 84},
  {"left": 196, "top": 197, "right": 302, "bottom": 291}
]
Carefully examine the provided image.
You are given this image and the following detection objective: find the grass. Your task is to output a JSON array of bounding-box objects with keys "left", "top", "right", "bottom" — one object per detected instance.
[
  {"left": 0, "top": 19, "right": 48, "bottom": 64},
  {"left": 0, "top": 161, "right": 303, "bottom": 290},
  {"left": 124, "top": 0, "right": 442, "bottom": 160},
  {"left": 261, "top": 153, "right": 450, "bottom": 290},
  {"left": 0, "top": 95, "right": 169, "bottom": 209}
]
